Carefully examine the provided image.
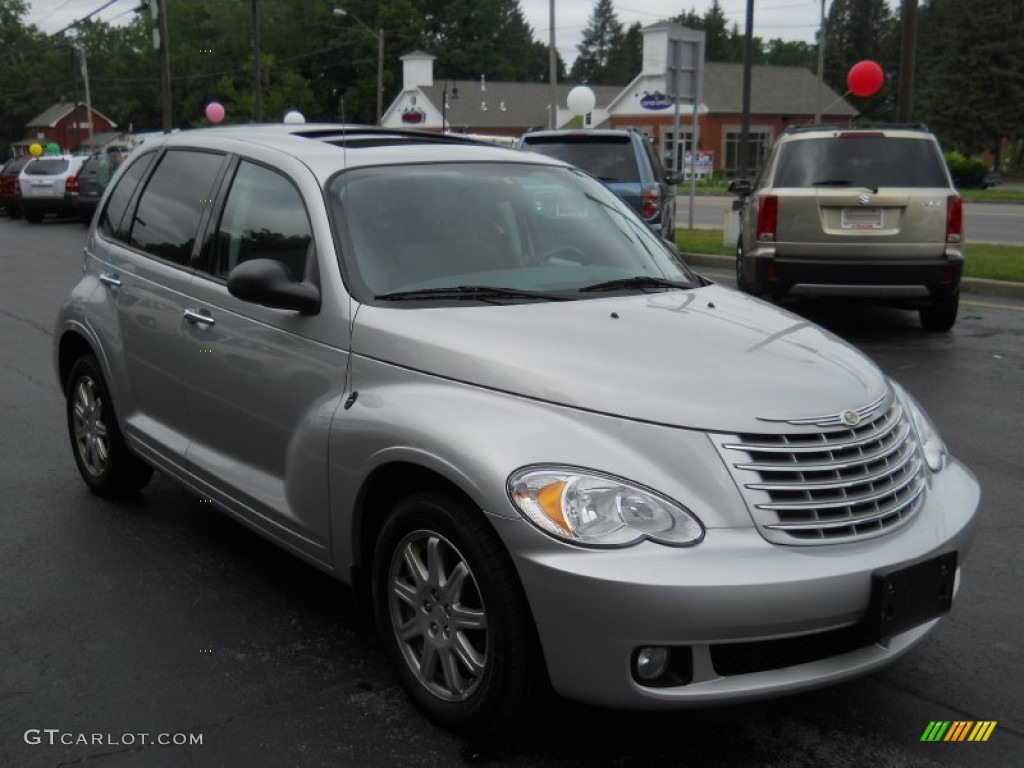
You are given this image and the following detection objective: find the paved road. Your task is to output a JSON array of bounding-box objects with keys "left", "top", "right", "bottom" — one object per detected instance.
[
  {"left": 677, "top": 196, "right": 1024, "bottom": 244},
  {"left": 1, "top": 216, "right": 1022, "bottom": 767}
]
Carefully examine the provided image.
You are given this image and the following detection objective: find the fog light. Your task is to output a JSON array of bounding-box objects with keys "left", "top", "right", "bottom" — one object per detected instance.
[{"left": 635, "top": 646, "right": 670, "bottom": 682}]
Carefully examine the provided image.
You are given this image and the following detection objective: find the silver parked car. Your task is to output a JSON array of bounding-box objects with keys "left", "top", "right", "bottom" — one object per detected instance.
[{"left": 54, "top": 125, "right": 979, "bottom": 734}]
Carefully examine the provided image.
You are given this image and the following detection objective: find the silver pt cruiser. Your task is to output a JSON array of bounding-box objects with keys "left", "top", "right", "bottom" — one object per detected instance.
[{"left": 54, "top": 125, "right": 979, "bottom": 734}]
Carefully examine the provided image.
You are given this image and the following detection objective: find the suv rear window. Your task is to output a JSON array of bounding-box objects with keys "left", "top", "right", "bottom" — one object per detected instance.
[
  {"left": 521, "top": 136, "right": 640, "bottom": 182},
  {"left": 25, "top": 159, "right": 70, "bottom": 176},
  {"left": 774, "top": 137, "right": 949, "bottom": 189}
]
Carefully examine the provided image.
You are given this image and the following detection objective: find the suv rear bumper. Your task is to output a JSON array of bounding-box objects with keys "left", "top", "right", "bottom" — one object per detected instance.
[
  {"left": 747, "top": 255, "right": 962, "bottom": 304},
  {"left": 21, "top": 194, "right": 76, "bottom": 217}
]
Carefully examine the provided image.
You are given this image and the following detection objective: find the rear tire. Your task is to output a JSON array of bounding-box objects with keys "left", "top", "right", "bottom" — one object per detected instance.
[
  {"left": 920, "top": 291, "right": 959, "bottom": 332},
  {"left": 372, "top": 490, "right": 544, "bottom": 735},
  {"left": 66, "top": 355, "right": 153, "bottom": 497},
  {"left": 25, "top": 210, "right": 43, "bottom": 223},
  {"left": 735, "top": 243, "right": 753, "bottom": 294}
]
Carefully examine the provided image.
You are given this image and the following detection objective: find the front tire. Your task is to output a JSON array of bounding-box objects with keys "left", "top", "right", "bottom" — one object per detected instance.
[
  {"left": 66, "top": 355, "right": 153, "bottom": 497},
  {"left": 920, "top": 291, "right": 959, "bottom": 332},
  {"left": 372, "top": 490, "right": 544, "bottom": 735}
]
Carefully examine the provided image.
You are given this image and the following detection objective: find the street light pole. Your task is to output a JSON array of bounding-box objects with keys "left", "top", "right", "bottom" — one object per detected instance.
[{"left": 334, "top": 7, "right": 384, "bottom": 125}]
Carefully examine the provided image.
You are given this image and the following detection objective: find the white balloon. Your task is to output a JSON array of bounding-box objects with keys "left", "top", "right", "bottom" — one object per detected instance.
[
  {"left": 566, "top": 86, "right": 596, "bottom": 116},
  {"left": 283, "top": 111, "right": 306, "bottom": 124}
]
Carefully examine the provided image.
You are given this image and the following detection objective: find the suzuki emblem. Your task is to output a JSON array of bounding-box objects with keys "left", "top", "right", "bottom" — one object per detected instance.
[{"left": 858, "top": 193, "right": 871, "bottom": 205}]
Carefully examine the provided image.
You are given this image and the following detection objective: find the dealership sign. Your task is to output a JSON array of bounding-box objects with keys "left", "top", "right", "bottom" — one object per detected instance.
[{"left": 640, "top": 91, "right": 672, "bottom": 110}]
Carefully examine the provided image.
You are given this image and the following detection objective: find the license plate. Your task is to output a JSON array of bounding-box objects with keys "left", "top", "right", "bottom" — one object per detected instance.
[
  {"left": 841, "top": 207, "right": 883, "bottom": 229},
  {"left": 865, "top": 551, "right": 957, "bottom": 641}
]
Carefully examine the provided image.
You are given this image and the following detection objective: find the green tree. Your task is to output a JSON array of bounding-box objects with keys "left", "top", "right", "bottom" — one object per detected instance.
[
  {"left": 674, "top": 1, "right": 746, "bottom": 63},
  {"left": 605, "top": 21, "right": 642, "bottom": 85},
  {"left": 0, "top": 0, "right": 70, "bottom": 154},
  {"left": 823, "top": 0, "right": 896, "bottom": 119},
  {"left": 569, "top": 0, "right": 623, "bottom": 84},
  {"left": 916, "top": 0, "right": 1024, "bottom": 161}
]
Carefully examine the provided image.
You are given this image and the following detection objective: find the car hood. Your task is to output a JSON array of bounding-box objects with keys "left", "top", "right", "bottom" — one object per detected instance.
[{"left": 352, "top": 284, "right": 888, "bottom": 433}]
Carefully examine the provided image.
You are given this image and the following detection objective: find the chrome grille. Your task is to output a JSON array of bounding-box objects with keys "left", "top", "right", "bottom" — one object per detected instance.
[{"left": 711, "top": 402, "right": 925, "bottom": 545}]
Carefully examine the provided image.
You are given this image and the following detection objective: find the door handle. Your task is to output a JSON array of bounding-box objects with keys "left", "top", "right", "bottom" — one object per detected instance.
[
  {"left": 183, "top": 308, "right": 215, "bottom": 327},
  {"left": 99, "top": 272, "right": 121, "bottom": 288}
]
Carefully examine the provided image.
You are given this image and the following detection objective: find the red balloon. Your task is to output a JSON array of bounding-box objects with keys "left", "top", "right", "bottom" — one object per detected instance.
[{"left": 847, "top": 60, "right": 884, "bottom": 97}]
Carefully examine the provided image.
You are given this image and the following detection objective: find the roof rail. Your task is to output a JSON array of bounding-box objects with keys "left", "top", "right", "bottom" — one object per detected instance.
[
  {"left": 783, "top": 122, "right": 931, "bottom": 135},
  {"left": 292, "top": 126, "right": 484, "bottom": 146}
]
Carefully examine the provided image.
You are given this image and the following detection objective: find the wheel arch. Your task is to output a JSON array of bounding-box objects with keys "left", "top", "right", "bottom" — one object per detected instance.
[
  {"left": 348, "top": 461, "right": 488, "bottom": 610},
  {"left": 57, "top": 329, "right": 98, "bottom": 394}
]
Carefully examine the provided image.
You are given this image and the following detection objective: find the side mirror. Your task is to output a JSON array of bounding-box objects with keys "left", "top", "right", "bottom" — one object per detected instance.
[
  {"left": 728, "top": 179, "right": 753, "bottom": 196},
  {"left": 227, "top": 258, "right": 320, "bottom": 314},
  {"left": 667, "top": 172, "right": 685, "bottom": 186}
]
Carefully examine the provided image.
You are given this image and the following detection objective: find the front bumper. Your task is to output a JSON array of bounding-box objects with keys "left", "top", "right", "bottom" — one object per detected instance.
[{"left": 490, "top": 458, "right": 979, "bottom": 709}]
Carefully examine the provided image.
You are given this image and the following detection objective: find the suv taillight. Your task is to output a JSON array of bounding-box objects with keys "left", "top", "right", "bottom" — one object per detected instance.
[
  {"left": 641, "top": 185, "right": 659, "bottom": 220},
  {"left": 756, "top": 195, "right": 778, "bottom": 241},
  {"left": 946, "top": 195, "right": 962, "bottom": 243},
  {"left": 66, "top": 174, "right": 79, "bottom": 194}
]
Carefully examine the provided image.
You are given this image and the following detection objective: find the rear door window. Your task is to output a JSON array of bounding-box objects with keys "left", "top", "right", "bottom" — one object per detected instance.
[
  {"left": 522, "top": 136, "right": 641, "bottom": 182},
  {"left": 129, "top": 150, "right": 225, "bottom": 266}
]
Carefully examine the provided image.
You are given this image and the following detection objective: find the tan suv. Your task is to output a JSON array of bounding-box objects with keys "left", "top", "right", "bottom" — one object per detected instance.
[{"left": 730, "top": 125, "right": 963, "bottom": 331}]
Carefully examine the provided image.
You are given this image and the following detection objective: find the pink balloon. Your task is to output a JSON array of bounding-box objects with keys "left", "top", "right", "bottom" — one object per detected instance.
[
  {"left": 205, "top": 102, "right": 225, "bottom": 123},
  {"left": 847, "top": 61, "right": 884, "bottom": 98}
]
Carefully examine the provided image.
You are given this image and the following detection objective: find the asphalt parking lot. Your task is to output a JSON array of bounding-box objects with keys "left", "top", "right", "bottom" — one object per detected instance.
[{"left": 1, "top": 215, "right": 1022, "bottom": 767}]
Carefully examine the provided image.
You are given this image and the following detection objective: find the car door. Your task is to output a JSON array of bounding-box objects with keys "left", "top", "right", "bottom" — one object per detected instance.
[
  {"left": 91, "top": 148, "right": 227, "bottom": 471},
  {"left": 182, "top": 158, "right": 348, "bottom": 563}
]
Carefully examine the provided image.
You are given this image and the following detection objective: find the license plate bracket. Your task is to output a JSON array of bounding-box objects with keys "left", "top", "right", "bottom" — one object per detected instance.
[
  {"left": 864, "top": 551, "right": 957, "bottom": 642},
  {"left": 841, "top": 206, "right": 883, "bottom": 229}
]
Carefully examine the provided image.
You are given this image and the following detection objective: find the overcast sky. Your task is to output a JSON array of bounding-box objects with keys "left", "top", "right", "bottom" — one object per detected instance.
[{"left": 25, "top": 0, "right": 831, "bottom": 65}]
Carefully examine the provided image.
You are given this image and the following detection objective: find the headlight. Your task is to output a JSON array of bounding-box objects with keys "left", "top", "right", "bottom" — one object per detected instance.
[
  {"left": 893, "top": 382, "right": 948, "bottom": 472},
  {"left": 507, "top": 467, "right": 704, "bottom": 547}
]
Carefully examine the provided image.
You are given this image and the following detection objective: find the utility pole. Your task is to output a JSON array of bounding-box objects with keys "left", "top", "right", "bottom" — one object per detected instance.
[
  {"left": 154, "top": 0, "right": 172, "bottom": 132},
  {"left": 78, "top": 46, "right": 95, "bottom": 147},
  {"left": 815, "top": 0, "right": 826, "bottom": 124},
  {"left": 376, "top": 28, "right": 384, "bottom": 124},
  {"left": 738, "top": 0, "right": 754, "bottom": 180},
  {"left": 897, "top": 0, "right": 918, "bottom": 122},
  {"left": 548, "top": 0, "right": 556, "bottom": 129},
  {"left": 252, "top": 0, "right": 263, "bottom": 122}
]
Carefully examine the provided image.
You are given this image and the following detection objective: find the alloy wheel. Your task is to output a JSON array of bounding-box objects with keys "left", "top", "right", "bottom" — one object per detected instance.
[{"left": 386, "top": 529, "right": 488, "bottom": 702}]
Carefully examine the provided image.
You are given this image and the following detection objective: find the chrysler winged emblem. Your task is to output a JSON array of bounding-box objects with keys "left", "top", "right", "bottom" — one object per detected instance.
[
  {"left": 841, "top": 410, "right": 861, "bottom": 426},
  {"left": 858, "top": 193, "right": 871, "bottom": 205}
]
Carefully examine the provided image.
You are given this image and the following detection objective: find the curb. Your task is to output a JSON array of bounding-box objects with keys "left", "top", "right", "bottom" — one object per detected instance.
[{"left": 681, "top": 253, "right": 1024, "bottom": 301}]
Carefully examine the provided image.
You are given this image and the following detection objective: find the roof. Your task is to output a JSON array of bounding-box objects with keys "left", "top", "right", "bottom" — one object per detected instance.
[
  {"left": 419, "top": 82, "right": 623, "bottom": 130},
  {"left": 26, "top": 101, "right": 117, "bottom": 129},
  {"left": 702, "top": 63, "right": 856, "bottom": 116},
  {"left": 142, "top": 124, "right": 550, "bottom": 184}
]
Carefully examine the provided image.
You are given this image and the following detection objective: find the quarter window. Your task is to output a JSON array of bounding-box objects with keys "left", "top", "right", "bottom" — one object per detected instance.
[
  {"left": 210, "top": 161, "right": 312, "bottom": 281},
  {"left": 99, "top": 151, "right": 156, "bottom": 242},
  {"left": 130, "top": 150, "right": 224, "bottom": 265}
]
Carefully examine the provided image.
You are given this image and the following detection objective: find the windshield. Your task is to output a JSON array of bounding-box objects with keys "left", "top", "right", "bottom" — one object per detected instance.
[
  {"left": 774, "top": 137, "right": 949, "bottom": 188},
  {"left": 328, "top": 162, "right": 695, "bottom": 304}
]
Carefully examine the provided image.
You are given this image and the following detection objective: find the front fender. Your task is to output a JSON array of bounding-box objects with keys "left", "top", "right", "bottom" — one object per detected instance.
[{"left": 328, "top": 354, "right": 751, "bottom": 577}]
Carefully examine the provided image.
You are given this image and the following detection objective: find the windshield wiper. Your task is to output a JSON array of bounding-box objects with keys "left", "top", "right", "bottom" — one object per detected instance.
[
  {"left": 578, "top": 276, "right": 692, "bottom": 293},
  {"left": 375, "top": 285, "right": 572, "bottom": 302},
  {"left": 812, "top": 179, "right": 879, "bottom": 193}
]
